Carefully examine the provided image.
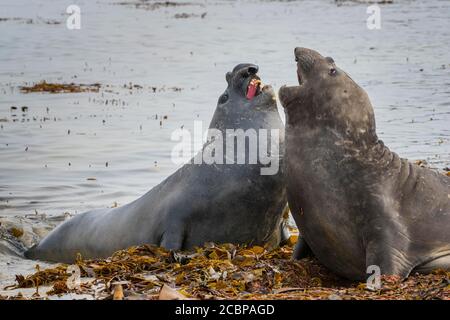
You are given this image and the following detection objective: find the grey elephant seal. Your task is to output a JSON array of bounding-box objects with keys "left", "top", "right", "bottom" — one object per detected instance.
[
  {"left": 279, "top": 47, "right": 450, "bottom": 280},
  {"left": 26, "top": 64, "right": 287, "bottom": 263}
]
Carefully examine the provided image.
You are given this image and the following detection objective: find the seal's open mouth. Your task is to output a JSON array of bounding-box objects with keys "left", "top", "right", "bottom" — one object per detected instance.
[
  {"left": 245, "top": 77, "right": 264, "bottom": 100},
  {"left": 297, "top": 71, "right": 303, "bottom": 86}
]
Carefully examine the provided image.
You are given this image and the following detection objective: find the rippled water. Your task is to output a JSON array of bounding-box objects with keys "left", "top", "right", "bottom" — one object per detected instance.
[
  {"left": 0, "top": 0, "right": 449, "bottom": 291},
  {"left": 1, "top": 0, "right": 449, "bottom": 217}
]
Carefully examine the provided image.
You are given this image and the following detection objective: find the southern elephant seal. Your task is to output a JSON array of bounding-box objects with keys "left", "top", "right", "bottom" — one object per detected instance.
[
  {"left": 279, "top": 47, "right": 450, "bottom": 280},
  {"left": 26, "top": 63, "right": 288, "bottom": 263}
]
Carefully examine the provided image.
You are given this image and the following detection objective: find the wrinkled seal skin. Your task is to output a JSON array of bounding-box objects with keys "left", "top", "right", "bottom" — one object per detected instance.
[
  {"left": 26, "top": 64, "right": 288, "bottom": 263},
  {"left": 279, "top": 47, "right": 450, "bottom": 280}
]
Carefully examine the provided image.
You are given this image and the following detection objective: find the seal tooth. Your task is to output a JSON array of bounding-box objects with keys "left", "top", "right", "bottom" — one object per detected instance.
[{"left": 253, "top": 79, "right": 262, "bottom": 89}]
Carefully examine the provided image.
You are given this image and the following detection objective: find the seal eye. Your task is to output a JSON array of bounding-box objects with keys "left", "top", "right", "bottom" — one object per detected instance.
[
  {"left": 218, "top": 93, "right": 229, "bottom": 104},
  {"left": 329, "top": 68, "right": 337, "bottom": 76},
  {"left": 295, "top": 57, "right": 299, "bottom": 62}
]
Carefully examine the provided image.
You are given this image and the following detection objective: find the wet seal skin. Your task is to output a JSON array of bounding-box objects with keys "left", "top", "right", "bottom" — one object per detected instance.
[
  {"left": 279, "top": 47, "right": 450, "bottom": 280},
  {"left": 25, "top": 64, "right": 288, "bottom": 263}
]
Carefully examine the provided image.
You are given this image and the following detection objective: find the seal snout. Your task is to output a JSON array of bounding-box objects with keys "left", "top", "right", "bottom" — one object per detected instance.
[
  {"left": 233, "top": 63, "right": 259, "bottom": 77},
  {"left": 246, "top": 65, "right": 258, "bottom": 76},
  {"left": 228, "top": 64, "right": 274, "bottom": 102},
  {"left": 278, "top": 47, "right": 319, "bottom": 108},
  {"left": 236, "top": 64, "right": 265, "bottom": 100}
]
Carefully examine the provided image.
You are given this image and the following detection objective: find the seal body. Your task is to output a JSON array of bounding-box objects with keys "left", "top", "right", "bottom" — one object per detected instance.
[
  {"left": 26, "top": 64, "right": 287, "bottom": 263},
  {"left": 279, "top": 47, "right": 450, "bottom": 280}
]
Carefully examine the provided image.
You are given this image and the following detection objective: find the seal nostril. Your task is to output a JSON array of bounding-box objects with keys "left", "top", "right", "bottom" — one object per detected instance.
[{"left": 248, "top": 66, "right": 258, "bottom": 75}]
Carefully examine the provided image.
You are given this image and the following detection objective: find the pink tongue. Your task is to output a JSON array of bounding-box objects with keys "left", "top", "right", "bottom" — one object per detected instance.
[{"left": 246, "top": 83, "right": 257, "bottom": 100}]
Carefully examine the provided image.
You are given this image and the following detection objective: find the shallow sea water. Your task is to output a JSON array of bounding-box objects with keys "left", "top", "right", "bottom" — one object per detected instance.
[{"left": 0, "top": 0, "right": 449, "bottom": 292}]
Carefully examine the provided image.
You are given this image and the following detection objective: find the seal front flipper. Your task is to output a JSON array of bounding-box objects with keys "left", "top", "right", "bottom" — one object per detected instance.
[
  {"left": 292, "top": 236, "right": 313, "bottom": 260},
  {"left": 364, "top": 204, "right": 416, "bottom": 279},
  {"left": 24, "top": 244, "right": 38, "bottom": 260},
  {"left": 160, "top": 228, "right": 186, "bottom": 251},
  {"left": 365, "top": 238, "right": 414, "bottom": 279}
]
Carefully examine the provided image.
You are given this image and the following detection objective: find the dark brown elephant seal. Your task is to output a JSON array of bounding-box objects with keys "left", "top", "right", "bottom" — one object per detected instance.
[{"left": 279, "top": 47, "right": 450, "bottom": 281}]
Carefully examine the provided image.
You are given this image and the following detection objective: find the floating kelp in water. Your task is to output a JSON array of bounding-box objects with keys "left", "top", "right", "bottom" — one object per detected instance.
[
  {"left": 20, "top": 81, "right": 101, "bottom": 94},
  {"left": 114, "top": 1, "right": 202, "bottom": 11}
]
